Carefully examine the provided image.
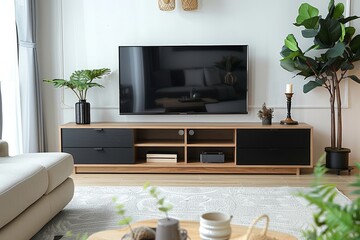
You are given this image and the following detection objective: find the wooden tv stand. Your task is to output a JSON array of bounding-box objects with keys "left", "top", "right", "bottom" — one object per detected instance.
[{"left": 60, "top": 122, "right": 313, "bottom": 175}]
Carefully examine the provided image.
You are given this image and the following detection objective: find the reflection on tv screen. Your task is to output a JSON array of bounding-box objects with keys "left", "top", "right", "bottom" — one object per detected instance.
[{"left": 119, "top": 45, "right": 248, "bottom": 115}]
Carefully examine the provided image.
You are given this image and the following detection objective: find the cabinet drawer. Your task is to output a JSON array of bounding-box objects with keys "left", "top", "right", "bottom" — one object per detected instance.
[
  {"left": 63, "top": 147, "right": 134, "bottom": 164},
  {"left": 62, "top": 129, "right": 133, "bottom": 148},
  {"left": 237, "top": 129, "right": 310, "bottom": 148},
  {"left": 236, "top": 148, "right": 310, "bottom": 165}
]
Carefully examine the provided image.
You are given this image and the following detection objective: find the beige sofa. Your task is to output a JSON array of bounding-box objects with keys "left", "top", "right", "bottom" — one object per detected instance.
[{"left": 0, "top": 140, "right": 74, "bottom": 240}]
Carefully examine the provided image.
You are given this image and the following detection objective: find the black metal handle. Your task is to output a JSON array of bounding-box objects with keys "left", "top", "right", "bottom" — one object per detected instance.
[
  {"left": 94, "top": 148, "right": 104, "bottom": 151},
  {"left": 94, "top": 128, "right": 104, "bottom": 132}
]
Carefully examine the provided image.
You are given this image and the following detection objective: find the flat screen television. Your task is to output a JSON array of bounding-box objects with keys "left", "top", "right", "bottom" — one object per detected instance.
[{"left": 119, "top": 45, "right": 248, "bottom": 115}]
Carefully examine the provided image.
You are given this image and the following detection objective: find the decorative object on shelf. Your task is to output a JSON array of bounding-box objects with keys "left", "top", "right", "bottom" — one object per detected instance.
[
  {"left": 257, "top": 103, "right": 274, "bottom": 125},
  {"left": 214, "top": 56, "right": 241, "bottom": 86},
  {"left": 280, "top": 92, "right": 298, "bottom": 125},
  {"left": 75, "top": 100, "right": 90, "bottom": 124},
  {"left": 199, "top": 212, "right": 232, "bottom": 240},
  {"left": 158, "top": 0, "right": 175, "bottom": 11},
  {"left": 298, "top": 160, "right": 360, "bottom": 239},
  {"left": 44, "top": 68, "right": 110, "bottom": 124},
  {"left": 237, "top": 214, "right": 278, "bottom": 240},
  {"left": 181, "top": 0, "right": 198, "bottom": 11},
  {"left": 280, "top": 0, "right": 360, "bottom": 170}
]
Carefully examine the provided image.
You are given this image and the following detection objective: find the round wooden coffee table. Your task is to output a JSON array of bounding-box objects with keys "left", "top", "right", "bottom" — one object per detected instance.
[{"left": 88, "top": 219, "right": 297, "bottom": 240}]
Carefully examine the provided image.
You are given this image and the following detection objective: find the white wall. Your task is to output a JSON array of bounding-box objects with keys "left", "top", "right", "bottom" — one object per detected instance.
[{"left": 37, "top": 0, "right": 360, "bottom": 165}]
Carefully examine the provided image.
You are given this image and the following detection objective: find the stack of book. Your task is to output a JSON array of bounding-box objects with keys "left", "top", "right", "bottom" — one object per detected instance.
[{"left": 146, "top": 153, "right": 177, "bottom": 163}]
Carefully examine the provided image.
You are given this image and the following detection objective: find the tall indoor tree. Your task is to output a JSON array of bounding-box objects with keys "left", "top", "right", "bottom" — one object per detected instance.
[{"left": 280, "top": 0, "right": 360, "bottom": 169}]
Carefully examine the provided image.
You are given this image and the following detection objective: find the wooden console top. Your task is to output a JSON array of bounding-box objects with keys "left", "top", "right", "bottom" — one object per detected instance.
[{"left": 61, "top": 122, "right": 312, "bottom": 129}]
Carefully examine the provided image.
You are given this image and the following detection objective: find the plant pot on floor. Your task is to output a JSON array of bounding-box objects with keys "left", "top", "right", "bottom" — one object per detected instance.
[
  {"left": 75, "top": 100, "right": 90, "bottom": 124},
  {"left": 325, "top": 147, "right": 351, "bottom": 170}
]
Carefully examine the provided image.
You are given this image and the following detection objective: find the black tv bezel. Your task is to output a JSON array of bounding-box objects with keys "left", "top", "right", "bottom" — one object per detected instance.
[{"left": 118, "top": 45, "right": 249, "bottom": 115}]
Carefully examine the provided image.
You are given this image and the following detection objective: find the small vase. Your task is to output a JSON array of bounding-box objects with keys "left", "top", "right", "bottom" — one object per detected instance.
[
  {"left": 156, "top": 218, "right": 187, "bottom": 240},
  {"left": 262, "top": 118, "right": 272, "bottom": 125},
  {"left": 75, "top": 100, "right": 90, "bottom": 124}
]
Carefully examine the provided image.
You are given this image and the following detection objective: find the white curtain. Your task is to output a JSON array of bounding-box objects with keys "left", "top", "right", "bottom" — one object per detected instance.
[
  {"left": 0, "top": 0, "right": 23, "bottom": 155},
  {"left": 15, "top": 0, "right": 46, "bottom": 152},
  {"left": 0, "top": 83, "right": 2, "bottom": 139}
]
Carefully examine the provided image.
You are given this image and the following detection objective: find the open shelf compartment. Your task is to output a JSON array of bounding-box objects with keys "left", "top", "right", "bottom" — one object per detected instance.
[{"left": 134, "top": 129, "right": 185, "bottom": 146}]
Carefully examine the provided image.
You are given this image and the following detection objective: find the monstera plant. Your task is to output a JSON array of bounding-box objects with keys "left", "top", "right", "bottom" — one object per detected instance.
[{"left": 280, "top": 0, "right": 360, "bottom": 170}]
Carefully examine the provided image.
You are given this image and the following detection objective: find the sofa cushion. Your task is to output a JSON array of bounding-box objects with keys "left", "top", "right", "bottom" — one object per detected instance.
[
  {"left": 1, "top": 152, "right": 74, "bottom": 194},
  {"left": 184, "top": 68, "right": 204, "bottom": 86},
  {"left": 0, "top": 163, "right": 48, "bottom": 228}
]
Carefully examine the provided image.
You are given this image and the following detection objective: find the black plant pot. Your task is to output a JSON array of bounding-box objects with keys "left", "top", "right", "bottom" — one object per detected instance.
[
  {"left": 75, "top": 100, "right": 90, "bottom": 124},
  {"left": 262, "top": 118, "right": 272, "bottom": 125},
  {"left": 325, "top": 147, "right": 350, "bottom": 170}
]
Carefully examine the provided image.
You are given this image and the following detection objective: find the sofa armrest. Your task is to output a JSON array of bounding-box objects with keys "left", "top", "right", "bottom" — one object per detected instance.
[{"left": 0, "top": 140, "right": 9, "bottom": 157}]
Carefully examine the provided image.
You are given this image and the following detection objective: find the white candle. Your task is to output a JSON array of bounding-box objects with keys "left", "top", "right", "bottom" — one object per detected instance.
[{"left": 286, "top": 83, "right": 293, "bottom": 93}]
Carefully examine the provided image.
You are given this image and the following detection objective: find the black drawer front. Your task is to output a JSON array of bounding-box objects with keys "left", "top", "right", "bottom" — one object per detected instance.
[
  {"left": 237, "top": 129, "right": 310, "bottom": 148},
  {"left": 63, "top": 147, "right": 135, "bottom": 164},
  {"left": 62, "top": 129, "right": 133, "bottom": 148},
  {"left": 236, "top": 148, "right": 310, "bottom": 165}
]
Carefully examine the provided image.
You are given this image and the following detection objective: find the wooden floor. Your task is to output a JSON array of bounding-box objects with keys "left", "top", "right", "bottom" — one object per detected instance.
[{"left": 72, "top": 171, "right": 358, "bottom": 200}]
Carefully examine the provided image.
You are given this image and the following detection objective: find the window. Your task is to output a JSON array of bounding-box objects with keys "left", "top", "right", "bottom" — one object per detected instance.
[{"left": 0, "top": 0, "right": 23, "bottom": 155}]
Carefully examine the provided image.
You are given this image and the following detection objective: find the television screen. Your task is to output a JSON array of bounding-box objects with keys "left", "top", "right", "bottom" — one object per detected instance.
[{"left": 119, "top": 45, "right": 248, "bottom": 114}]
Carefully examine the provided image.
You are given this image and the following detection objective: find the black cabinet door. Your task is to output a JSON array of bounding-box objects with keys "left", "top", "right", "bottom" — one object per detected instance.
[
  {"left": 62, "top": 129, "right": 133, "bottom": 148},
  {"left": 236, "top": 148, "right": 310, "bottom": 165},
  {"left": 63, "top": 147, "right": 134, "bottom": 164},
  {"left": 237, "top": 129, "right": 310, "bottom": 148},
  {"left": 236, "top": 129, "right": 311, "bottom": 166}
]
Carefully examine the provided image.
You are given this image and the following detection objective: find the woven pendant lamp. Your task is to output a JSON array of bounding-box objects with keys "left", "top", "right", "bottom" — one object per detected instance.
[
  {"left": 158, "top": 0, "right": 175, "bottom": 11},
  {"left": 181, "top": 0, "right": 198, "bottom": 11}
]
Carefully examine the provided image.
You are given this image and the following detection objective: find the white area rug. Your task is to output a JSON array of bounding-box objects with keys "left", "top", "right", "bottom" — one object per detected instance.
[{"left": 32, "top": 186, "right": 350, "bottom": 240}]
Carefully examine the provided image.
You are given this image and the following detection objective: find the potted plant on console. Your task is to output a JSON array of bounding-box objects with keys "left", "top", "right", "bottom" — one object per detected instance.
[
  {"left": 257, "top": 102, "right": 274, "bottom": 125},
  {"left": 44, "top": 68, "right": 110, "bottom": 124},
  {"left": 280, "top": 0, "right": 360, "bottom": 170}
]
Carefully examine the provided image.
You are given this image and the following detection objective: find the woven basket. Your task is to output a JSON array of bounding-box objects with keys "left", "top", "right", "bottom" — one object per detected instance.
[
  {"left": 158, "top": 0, "right": 175, "bottom": 11},
  {"left": 236, "top": 215, "right": 279, "bottom": 240},
  {"left": 181, "top": 0, "right": 198, "bottom": 11}
]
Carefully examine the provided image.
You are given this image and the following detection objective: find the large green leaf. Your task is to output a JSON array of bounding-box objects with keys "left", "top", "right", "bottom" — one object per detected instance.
[
  {"left": 343, "top": 26, "right": 355, "bottom": 44},
  {"left": 339, "top": 23, "right": 345, "bottom": 42},
  {"left": 302, "top": 29, "right": 319, "bottom": 38},
  {"left": 303, "top": 80, "right": 323, "bottom": 93},
  {"left": 280, "top": 59, "right": 296, "bottom": 72},
  {"left": 333, "top": 3, "right": 344, "bottom": 19},
  {"left": 85, "top": 68, "right": 111, "bottom": 80},
  {"left": 70, "top": 71, "right": 87, "bottom": 82},
  {"left": 295, "top": 3, "right": 319, "bottom": 29},
  {"left": 339, "top": 15, "right": 360, "bottom": 24},
  {"left": 285, "top": 34, "right": 299, "bottom": 52},
  {"left": 341, "top": 62, "right": 354, "bottom": 71},
  {"left": 326, "top": 42, "right": 345, "bottom": 58},
  {"left": 328, "top": 0, "right": 335, "bottom": 12},
  {"left": 280, "top": 45, "right": 292, "bottom": 58},
  {"left": 295, "top": 16, "right": 320, "bottom": 30},
  {"left": 316, "top": 19, "right": 342, "bottom": 48},
  {"left": 350, "top": 35, "right": 360, "bottom": 53},
  {"left": 319, "top": 57, "right": 343, "bottom": 74},
  {"left": 289, "top": 57, "right": 316, "bottom": 78},
  {"left": 349, "top": 75, "right": 360, "bottom": 84},
  {"left": 353, "top": 49, "right": 360, "bottom": 61}
]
